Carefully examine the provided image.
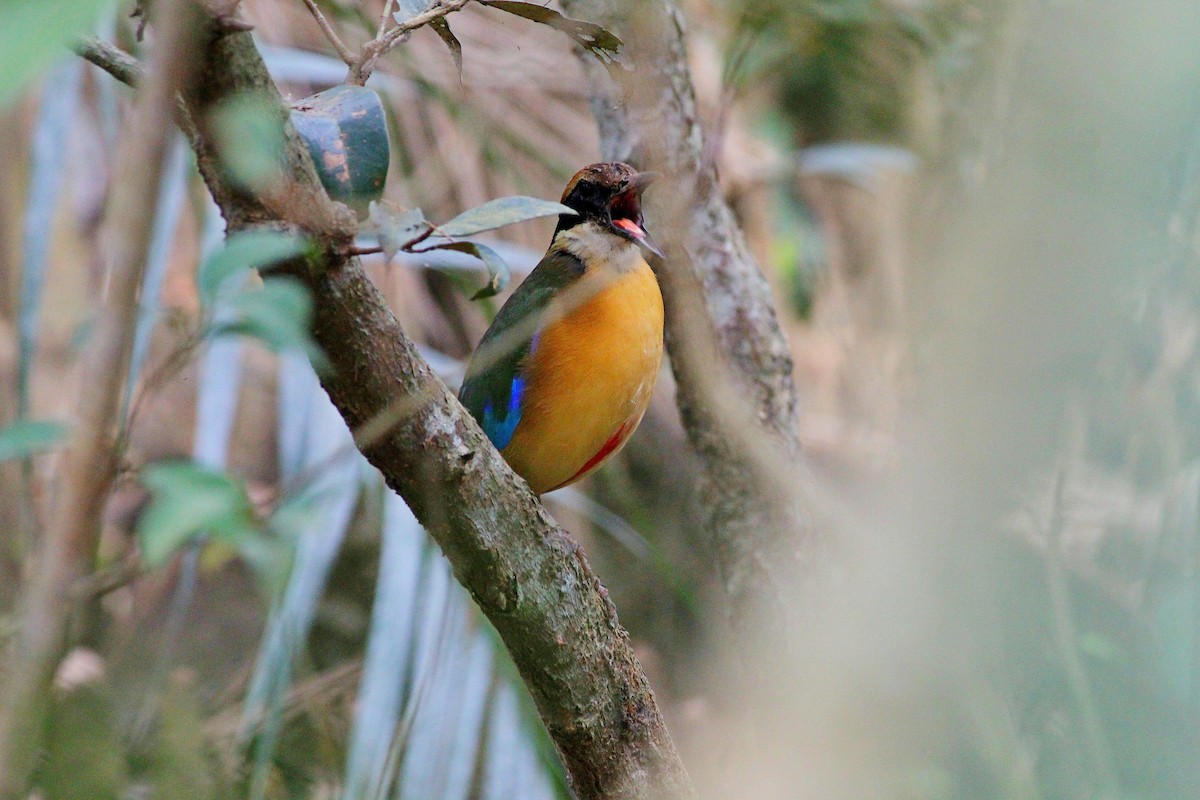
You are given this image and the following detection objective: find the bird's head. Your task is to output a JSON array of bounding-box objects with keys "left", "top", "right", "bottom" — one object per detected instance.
[{"left": 555, "top": 161, "right": 663, "bottom": 257}]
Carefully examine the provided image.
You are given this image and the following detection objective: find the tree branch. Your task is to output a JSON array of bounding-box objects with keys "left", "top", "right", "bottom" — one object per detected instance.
[
  {"left": 350, "top": 0, "right": 472, "bottom": 84},
  {"left": 75, "top": 35, "right": 145, "bottom": 86},
  {"left": 138, "top": 14, "right": 694, "bottom": 800},
  {"left": 0, "top": 3, "right": 206, "bottom": 796},
  {"left": 561, "top": 0, "right": 823, "bottom": 636},
  {"left": 301, "top": 0, "right": 357, "bottom": 66}
]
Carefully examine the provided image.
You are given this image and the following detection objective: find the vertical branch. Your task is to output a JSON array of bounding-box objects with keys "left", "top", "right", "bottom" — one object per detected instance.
[
  {"left": 563, "top": 0, "right": 821, "bottom": 634},
  {"left": 0, "top": 2, "right": 206, "bottom": 794}
]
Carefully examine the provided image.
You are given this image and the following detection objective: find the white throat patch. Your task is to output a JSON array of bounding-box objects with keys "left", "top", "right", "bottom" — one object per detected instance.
[{"left": 555, "top": 221, "right": 645, "bottom": 274}]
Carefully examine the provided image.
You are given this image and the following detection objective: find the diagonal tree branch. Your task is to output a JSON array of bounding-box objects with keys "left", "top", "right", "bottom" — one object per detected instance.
[{"left": 80, "top": 13, "right": 695, "bottom": 800}]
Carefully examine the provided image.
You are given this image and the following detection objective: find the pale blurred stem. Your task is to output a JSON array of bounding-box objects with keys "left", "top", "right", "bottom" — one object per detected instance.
[
  {"left": 82, "top": 13, "right": 695, "bottom": 800},
  {"left": 562, "top": 0, "right": 820, "bottom": 633},
  {"left": 0, "top": 2, "right": 205, "bottom": 796},
  {"left": 1044, "top": 457, "right": 1120, "bottom": 796}
]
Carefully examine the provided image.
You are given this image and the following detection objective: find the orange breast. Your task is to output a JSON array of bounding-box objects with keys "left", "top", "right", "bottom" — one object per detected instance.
[{"left": 501, "top": 259, "right": 664, "bottom": 494}]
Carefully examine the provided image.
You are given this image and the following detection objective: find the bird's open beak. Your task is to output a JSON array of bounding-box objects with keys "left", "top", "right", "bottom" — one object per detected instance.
[{"left": 609, "top": 172, "right": 665, "bottom": 258}]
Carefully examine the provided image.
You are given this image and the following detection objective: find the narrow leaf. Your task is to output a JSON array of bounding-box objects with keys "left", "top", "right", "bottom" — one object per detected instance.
[
  {"left": 479, "top": 1, "right": 622, "bottom": 64},
  {"left": 429, "top": 18, "right": 463, "bottom": 81},
  {"left": 437, "top": 196, "right": 575, "bottom": 238},
  {"left": 425, "top": 241, "right": 511, "bottom": 300},
  {"left": 197, "top": 230, "right": 308, "bottom": 306},
  {"left": 0, "top": 419, "right": 67, "bottom": 462}
]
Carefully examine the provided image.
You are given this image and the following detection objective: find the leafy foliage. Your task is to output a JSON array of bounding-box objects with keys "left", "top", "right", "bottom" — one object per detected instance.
[
  {"left": 138, "top": 462, "right": 294, "bottom": 595},
  {"left": 0, "top": 0, "right": 107, "bottom": 108},
  {"left": 210, "top": 95, "right": 288, "bottom": 192},
  {"left": 197, "top": 230, "right": 309, "bottom": 306},
  {"left": 214, "top": 277, "right": 330, "bottom": 372},
  {"left": 195, "top": 230, "right": 328, "bottom": 369}
]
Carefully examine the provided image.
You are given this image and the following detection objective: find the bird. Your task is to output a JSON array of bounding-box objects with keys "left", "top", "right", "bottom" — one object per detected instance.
[{"left": 459, "top": 162, "right": 665, "bottom": 495}]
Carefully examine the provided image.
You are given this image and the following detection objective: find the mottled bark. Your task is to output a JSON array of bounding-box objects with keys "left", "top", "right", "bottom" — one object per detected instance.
[
  {"left": 80, "top": 19, "right": 694, "bottom": 800},
  {"left": 562, "top": 0, "right": 821, "bottom": 632}
]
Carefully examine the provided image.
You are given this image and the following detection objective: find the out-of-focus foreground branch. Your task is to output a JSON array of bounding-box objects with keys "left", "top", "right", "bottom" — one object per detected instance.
[
  {"left": 562, "top": 0, "right": 820, "bottom": 636},
  {"left": 73, "top": 13, "right": 694, "bottom": 800},
  {"left": 0, "top": 1, "right": 204, "bottom": 796}
]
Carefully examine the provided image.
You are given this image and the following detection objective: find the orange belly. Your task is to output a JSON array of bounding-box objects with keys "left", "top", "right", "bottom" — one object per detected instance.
[{"left": 501, "top": 261, "right": 663, "bottom": 493}]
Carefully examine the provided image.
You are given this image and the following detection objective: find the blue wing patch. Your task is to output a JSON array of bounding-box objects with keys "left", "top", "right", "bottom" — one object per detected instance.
[{"left": 482, "top": 375, "right": 526, "bottom": 450}]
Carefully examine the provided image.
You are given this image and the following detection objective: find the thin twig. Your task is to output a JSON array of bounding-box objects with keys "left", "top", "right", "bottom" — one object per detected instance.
[
  {"left": 301, "top": 0, "right": 357, "bottom": 66},
  {"left": 350, "top": 0, "right": 473, "bottom": 84},
  {"left": 71, "top": 555, "right": 146, "bottom": 601},
  {"left": 377, "top": 0, "right": 395, "bottom": 38},
  {"left": 74, "top": 35, "right": 144, "bottom": 87}
]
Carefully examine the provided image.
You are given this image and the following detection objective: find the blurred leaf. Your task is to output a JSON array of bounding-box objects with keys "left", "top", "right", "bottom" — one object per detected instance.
[
  {"left": 197, "top": 230, "right": 308, "bottom": 307},
  {"left": 437, "top": 195, "right": 575, "bottom": 238},
  {"left": 0, "top": 0, "right": 106, "bottom": 109},
  {"left": 366, "top": 201, "right": 430, "bottom": 260},
  {"left": 214, "top": 277, "right": 329, "bottom": 372},
  {"left": 19, "top": 59, "right": 82, "bottom": 416},
  {"left": 393, "top": 0, "right": 431, "bottom": 24},
  {"left": 40, "top": 681, "right": 127, "bottom": 799},
  {"left": 479, "top": 1, "right": 622, "bottom": 64},
  {"left": 139, "top": 462, "right": 256, "bottom": 568},
  {"left": 210, "top": 95, "right": 286, "bottom": 191},
  {"left": 430, "top": 18, "right": 463, "bottom": 81},
  {"left": 143, "top": 673, "right": 221, "bottom": 800},
  {"left": 0, "top": 419, "right": 67, "bottom": 462},
  {"left": 426, "top": 241, "right": 511, "bottom": 300}
]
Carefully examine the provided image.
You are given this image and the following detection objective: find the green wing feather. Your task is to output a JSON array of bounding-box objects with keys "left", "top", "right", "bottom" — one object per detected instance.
[{"left": 459, "top": 249, "right": 585, "bottom": 450}]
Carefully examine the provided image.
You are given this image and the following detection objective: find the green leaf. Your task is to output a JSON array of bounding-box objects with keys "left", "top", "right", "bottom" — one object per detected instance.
[
  {"left": 0, "top": 0, "right": 107, "bottom": 109},
  {"left": 366, "top": 200, "right": 430, "bottom": 260},
  {"left": 138, "top": 462, "right": 256, "bottom": 567},
  {"left": 0, "top": 419, "right": 67, "bottom": 461},
  {"left": 214, "top": 277, "right": 329, "bottom": 372},
  {"left": 479, "top": 1, "right": 623, "bottom": 64},
  {"left": 197, "top": 230, "right": 308, "bottom": 307},
  {"left": 210, "top": 95, "right": 286, "bottom": 192},
  {"left": 437, "top": 196, "right": 575, "bottom": 238},
  {"left": 430, "top": 17, "right": 463, "bottom": 81},
  {"left": 425, "top": 241, "right": 512, "bottom": 300}
]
